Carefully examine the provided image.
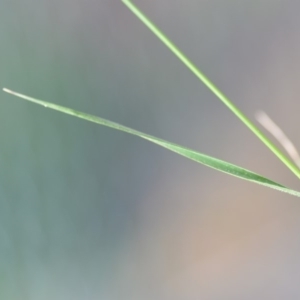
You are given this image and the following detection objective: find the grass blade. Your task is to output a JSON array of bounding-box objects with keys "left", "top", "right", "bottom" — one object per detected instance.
[
  {"left": 121, "top": 0, "right": 300, "bottom": 180},
  {"left": 3, "top": 88, "right": 300, "bottom": 198}
]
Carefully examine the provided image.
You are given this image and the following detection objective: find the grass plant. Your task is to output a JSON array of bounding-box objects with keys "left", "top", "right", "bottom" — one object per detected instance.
[{"left": 3, "top": 0, "right": 300, "bottom": 197}]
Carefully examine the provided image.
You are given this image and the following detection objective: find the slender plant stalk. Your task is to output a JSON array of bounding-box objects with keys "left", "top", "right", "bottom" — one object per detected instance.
[
  {"left": 122, "top": 0, "right": 300, "bottom": 180},
  {"left": 3, "top": 2, "right": 300, "bottom": 197},
  {"left": 256, "top": 111, "right": 300, "bottom": 168}
]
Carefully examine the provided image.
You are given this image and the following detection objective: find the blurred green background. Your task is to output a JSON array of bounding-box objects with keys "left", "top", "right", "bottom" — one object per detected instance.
[{"left": 1, "top": 0, "right": 300, "bottom": 299}]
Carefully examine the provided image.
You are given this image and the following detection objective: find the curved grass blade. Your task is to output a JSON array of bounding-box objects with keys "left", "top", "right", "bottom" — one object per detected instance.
[
  {"left": 121, "top": 0, "right": 300, "bottom": 180},
  {"left": 3, "top": 88, "right": 300, "bottom": 198}
]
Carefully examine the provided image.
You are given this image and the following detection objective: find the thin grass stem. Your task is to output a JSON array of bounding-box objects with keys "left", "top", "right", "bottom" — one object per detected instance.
[
  {"left": 256, "top": 111, "right": 300, "bottom": 168},
  {"left": 122, "top": 0, "right": 300, "bottom": 180}
]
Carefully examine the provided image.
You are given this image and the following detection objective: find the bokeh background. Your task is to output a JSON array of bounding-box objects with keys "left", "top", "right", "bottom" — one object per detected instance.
[{"left": 1, "top": 0, "right": 300, "bottom": 299}]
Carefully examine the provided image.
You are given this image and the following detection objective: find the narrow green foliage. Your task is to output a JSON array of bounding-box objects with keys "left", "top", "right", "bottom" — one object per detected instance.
[
  {"left": 3, "top": 88, "right": 300, "bottom": 197},
  {"left": 3, "top": 1, "right": 300, "bottom": 197},
  {"left": 121, "top": 0, "right": 300, "bottom": 180}
]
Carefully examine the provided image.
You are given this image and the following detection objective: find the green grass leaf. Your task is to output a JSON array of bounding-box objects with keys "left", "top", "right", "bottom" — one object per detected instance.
[
  {"left": 3, "top": 88, "right": 300, "bottom": 198},
  {"left": 121, "top": 0, "right": 300, "bottom": 181}
]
